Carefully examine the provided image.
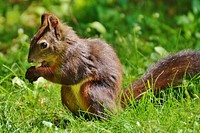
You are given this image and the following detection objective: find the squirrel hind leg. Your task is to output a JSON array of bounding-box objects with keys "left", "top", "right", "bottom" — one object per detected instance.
[{"left": 88, "top": 84, "right": 119, "bottom": 118}]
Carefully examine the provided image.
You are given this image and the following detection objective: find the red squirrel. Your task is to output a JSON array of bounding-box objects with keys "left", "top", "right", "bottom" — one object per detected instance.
[{"left": 25, "top": 13, "right": 200, "bottom": 117}]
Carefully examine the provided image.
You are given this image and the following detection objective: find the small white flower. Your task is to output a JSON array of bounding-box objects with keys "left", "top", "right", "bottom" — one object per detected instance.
[
  {"left": 42, "top": 120, "right": 53, "bottom": 127},
  {"left": 12, "top": 77, "right": 27, "bottom": 88},
  {"left": 134, "top": 25, "right": 141, "bottom": 32},
  {"left": 136, "top": 121, "right": 141, "bottom": 127},
  {"left": 18, "top": 28, "right": 24, "bottom": 34}
]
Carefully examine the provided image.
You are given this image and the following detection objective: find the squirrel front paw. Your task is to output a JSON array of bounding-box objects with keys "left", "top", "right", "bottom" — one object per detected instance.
[{"left": 25, "top": 66, "right": 40, "bottom": 83}]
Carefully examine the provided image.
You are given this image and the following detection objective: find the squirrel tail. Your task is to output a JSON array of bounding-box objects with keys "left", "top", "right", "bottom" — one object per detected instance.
[{"left": 120, "top": 50, "right": 200, "bottom": 108}]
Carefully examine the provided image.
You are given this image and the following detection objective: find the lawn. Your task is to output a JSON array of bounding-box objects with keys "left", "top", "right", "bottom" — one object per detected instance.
[{"left": 0, "top": 0, "right": 200, "bottom": 132}]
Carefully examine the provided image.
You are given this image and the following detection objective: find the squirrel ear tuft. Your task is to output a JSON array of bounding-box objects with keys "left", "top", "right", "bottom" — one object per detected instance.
[
  {"left": 31, "top": 13, "right": 61, "bottom": 45},
  {"left": 40, "top": 13, "right": 49, "bottom": 28},
  {"left": 48, "top": 15, "right": 59, "bottom": 29},
  {"left": 40, "top": 13, "right": 61, "bottom": 40},
  {"left": 40, "top": 13, "right": 59, "bottom": 30}
]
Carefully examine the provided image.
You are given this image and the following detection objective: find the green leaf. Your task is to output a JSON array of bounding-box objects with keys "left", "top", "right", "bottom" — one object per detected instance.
[
  {"left": 154, "top": 46, "right": 168, "bottom": 56},
  {"left": 89, "top": 21, "right": 106, "bottom": 34},
  {"left": 192, "top": 0, "right": 200, "bottom": 14}
]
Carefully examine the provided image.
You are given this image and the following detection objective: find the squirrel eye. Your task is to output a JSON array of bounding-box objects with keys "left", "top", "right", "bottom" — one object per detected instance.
[{"left": 40, "top": 42, "right": 48, "bottom": 49}]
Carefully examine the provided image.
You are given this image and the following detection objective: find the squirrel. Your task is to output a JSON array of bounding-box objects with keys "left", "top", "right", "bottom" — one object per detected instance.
[{"left": 25, "top": 13, "right": 200, "bottom": 118}]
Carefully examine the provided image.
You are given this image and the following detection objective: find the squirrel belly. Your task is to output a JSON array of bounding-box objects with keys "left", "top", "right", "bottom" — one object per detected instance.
[
  {"left": 25, "top": 13, "right": 200, "bottom": 118},
  {"left": 61, "top": 77, "right": 93, "bottom": 114}
]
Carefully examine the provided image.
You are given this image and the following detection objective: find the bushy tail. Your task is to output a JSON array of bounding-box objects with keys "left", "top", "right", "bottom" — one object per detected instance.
[{"left": 121, "top": 50, "right": 200, "bottom": 107}]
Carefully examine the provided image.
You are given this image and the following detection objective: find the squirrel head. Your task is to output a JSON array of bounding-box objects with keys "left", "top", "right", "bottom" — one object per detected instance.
[{"left": 28, "top": 13, "right": 78, "bottom": 67}]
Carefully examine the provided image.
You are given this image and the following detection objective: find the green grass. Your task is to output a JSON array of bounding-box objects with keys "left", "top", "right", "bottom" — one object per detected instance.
[
  {"left": 1, "top": 77, "right": 200, "bottom": 132},
  {"left": 0, "top": 1, "right": 200, "bottom": 132}
]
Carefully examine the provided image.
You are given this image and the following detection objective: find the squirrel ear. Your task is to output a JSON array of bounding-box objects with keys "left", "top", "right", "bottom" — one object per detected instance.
[
  {"left": 41, "top": 13, "right": 59, "bottom": 30},
  {"left": 31, "top": 13, "right": 61, "bottom": 45},
  {"left": 40, "top": 13, "right": 49, "bottom": 28},
  {"left": 47, "top": 15, "right": 59, "bottom": 30},
  {"left": 41, "top": 13, "right": 61, "bottom": 39}
]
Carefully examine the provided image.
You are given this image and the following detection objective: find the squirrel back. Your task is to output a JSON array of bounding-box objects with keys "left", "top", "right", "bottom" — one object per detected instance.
[{"left": 25, "top": 13, "right": 200, "bottom": 118}]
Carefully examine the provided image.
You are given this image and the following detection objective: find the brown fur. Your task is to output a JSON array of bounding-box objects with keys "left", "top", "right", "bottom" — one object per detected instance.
[
  {"left": 121, "top": 51, "right": 200, "bottom": 107},
  {"left": 26, "top": 13, "right": 200, "bottom": 118}
]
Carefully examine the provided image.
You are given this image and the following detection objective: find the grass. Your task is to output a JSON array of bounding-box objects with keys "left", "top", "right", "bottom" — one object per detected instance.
[
  {"left": 1, "top": 76, "right": 200, "bottom": 132},
  {"left": 0, "top": 1, "right": 200, "bottom": 132}
]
